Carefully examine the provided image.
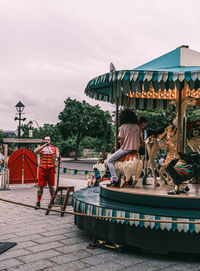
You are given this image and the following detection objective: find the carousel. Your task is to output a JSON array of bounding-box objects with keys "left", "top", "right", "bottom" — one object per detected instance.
[{"left": 72, "top": 45, "right": 200, "bottom": 254}]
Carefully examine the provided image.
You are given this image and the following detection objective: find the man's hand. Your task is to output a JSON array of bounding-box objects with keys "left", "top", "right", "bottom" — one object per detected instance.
[{"left": 34, "top": 143, "right": 48, "bottom": 154}]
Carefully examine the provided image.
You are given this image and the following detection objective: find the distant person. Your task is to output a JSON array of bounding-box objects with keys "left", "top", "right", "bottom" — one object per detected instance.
[
  {"left": 0, "top": 153, "right": 4, "bottom": 174},
  {"left": 158, "top": 154, "right": 164, "bottom": 169},
  {"left": 107, "top": 109, "right": 140, "bottom": 188},
  {"left": 138, "top": 116, "right": 147, "bottom": 155},
  {"left": 0, "top": 160, "right": 3, "bottom": 174},
  {"left": 102, "top": 165, "right": 111, "bottom": 181},
  {"left": 34, "top": 136, "right": 60, "bottom": 208},
  {"left": 88, "top": 167, "right": 101, "bottom": 187}
]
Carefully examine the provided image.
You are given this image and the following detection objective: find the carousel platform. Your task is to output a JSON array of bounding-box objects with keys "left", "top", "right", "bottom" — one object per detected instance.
[
  {"left": 72, "top": 180, "right": 200, "bottom": 254},
  {"left": 100, "top": 181, "right": 200, "bottom": 210}
]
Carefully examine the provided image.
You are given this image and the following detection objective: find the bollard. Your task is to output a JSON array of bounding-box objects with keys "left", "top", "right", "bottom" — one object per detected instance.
[{"left": 1, "top": 168, "right": 9, "bottom": 190}]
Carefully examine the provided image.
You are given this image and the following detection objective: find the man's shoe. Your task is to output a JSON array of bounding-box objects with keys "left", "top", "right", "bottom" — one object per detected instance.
[
  {"left": 35, "top": 202, "right": 40, "bottom": 209},
  {"left": 168, "top": 189, "right": 180, "bottom": 195},
  {"left": 179, "top": 186, "right": 190, "bottom": 193},
  {"left": 185, "top": 185, "right": 190, "bottom": 192},
  {"left": 107, "top": 181, "right": 120, "bottom": 188}
]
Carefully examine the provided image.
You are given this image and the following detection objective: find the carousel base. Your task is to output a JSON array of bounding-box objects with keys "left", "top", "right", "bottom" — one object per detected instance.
[
  {"left": 72, "top": 179, "right": 200, "bottom": 254},
  {"left": 100, "top": 180, "right": 200, "bottom": 210}
]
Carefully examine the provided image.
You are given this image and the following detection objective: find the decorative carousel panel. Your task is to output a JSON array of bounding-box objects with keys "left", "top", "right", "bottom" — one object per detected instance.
[
  {"left": 186, "top": 89, "right": 200, "bottom": 99},
  {"left": 128, "top": 88, "right": 176, "bottom": 100},
  {"left": 85, "top": 70, "right": 200, "bottom": 106},
  {"left": 72, "top": 198, "right": 200, "bottom": 234}
]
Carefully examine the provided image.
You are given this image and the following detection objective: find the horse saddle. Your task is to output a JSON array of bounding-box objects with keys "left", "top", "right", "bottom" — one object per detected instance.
[{"left": 116, "top": 151, "right": 140, "bottom": 162}]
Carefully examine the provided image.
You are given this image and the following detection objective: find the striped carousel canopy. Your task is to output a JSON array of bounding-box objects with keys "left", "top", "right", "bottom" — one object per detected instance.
[{"left": 85, "top": 45, "right": 200, "bottom": 109}]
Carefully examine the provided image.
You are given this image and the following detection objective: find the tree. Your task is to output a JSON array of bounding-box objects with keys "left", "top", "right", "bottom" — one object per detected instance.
[
  {"left": 186, "top": 108, "right": 200, "bottom": 122},
  {"left": 58, "top": 98, "right": 113, "bottom": 159},
  {"left": 136, "top": 109, "right": 176, "bottom": 131},
  {"left": 136, "top": 107, "right": 200, "bottom": 131},
  {"left": 21, "top": 123, "right": 62, "bottom": 152},
  {"left": 0, "top": 129, "right": 3, "bottom": 143}
]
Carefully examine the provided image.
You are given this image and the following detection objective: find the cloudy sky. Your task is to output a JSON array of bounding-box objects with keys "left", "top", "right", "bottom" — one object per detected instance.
[{"left": 0, "top": 0, "right": 199, "bottom": 131}]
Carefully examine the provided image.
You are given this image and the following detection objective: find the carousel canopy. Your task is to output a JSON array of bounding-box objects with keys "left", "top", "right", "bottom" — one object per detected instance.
[
  {"left": 85, "top": 45, "right": 200, "bottom": 109},
  {"left": 135, "top": 45, "right": 200, "bottom": 72}
]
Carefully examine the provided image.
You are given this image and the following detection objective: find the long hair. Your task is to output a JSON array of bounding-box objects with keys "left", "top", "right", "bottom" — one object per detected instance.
[{"left": 119, "top": 109, "right": 138, "bottom": 125}]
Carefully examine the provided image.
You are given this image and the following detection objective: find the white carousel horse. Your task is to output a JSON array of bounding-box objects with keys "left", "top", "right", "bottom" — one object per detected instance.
[
  {"left": 105, "top": 152, "right": 143, "bottom": 188},
  {"left": 145, "top": 129, "right": 169, "bottom": 186}
]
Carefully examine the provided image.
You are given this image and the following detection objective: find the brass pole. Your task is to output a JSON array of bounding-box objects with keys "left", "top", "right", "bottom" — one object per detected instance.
[
  {"left": 182, "top": 81, "right": 188, "bottom": 152},
  {"left": 176, "top": 81, "right": 188, "bottom": 153},
  {"left": 115, "top": 98, "right": 119, "bottom": 151},
  {"left": 176, "top": 88, "right": 182, "bottom": 153}
]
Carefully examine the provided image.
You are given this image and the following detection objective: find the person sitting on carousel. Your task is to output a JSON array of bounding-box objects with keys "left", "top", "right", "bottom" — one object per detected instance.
[
  {"left": 107, "top": 109, "right": 140, "bottom": 188},
  {"left": 163, "top": 124, "right": 200, "bottom": 195},
  {"left": 88, "top": 167, "right": 101, "bottom": 187}
]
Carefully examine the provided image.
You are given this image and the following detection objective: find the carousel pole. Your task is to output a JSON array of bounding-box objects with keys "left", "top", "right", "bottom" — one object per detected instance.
[
  {"left": 115, "top": 98, "right": 119, "bottom": 151},
  {"left": 176, "top": 83, "right": 186, "bottom": 153},
  {"left": 176, "top": 89, "right": 182, "bottom": 152},
  {"left": 182, "top": 81, "right": 188, "bottom": 152},
  {"left": 109, "top": 63, "right": 119, "bottom": 152}
]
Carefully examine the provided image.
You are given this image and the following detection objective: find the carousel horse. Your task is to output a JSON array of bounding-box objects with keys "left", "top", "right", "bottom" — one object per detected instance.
[
  {"left": 145, "top": 128, "right": 169, "bottom": 186},
  {"left": 187, "top": 98, "right": 200, "bottom": 153},
  {"left": 145, "top": 97, "right": 199, "bottom": 186},
  {"left": 173, "top": 98, "right": 200, "bottom": 153},
  {"left": 105, "top": 151, "right": 143, "bottom": 188},
  {"left": 163, "top": 124, "right": 200, "bottom": 195},
  {"left": 187, "top": 120, "right": 200, "bottom": 153}
]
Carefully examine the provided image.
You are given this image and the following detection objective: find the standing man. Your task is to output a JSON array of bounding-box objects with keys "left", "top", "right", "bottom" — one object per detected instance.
[
  {"left": 138, "top": 117, "right": 148, "bottom": 185},
  {"left": 138, "top": 117, "right": 147, "bottom": 150},
  {"left": 34, "top": 136, "right": 60, "bottom": 208}
]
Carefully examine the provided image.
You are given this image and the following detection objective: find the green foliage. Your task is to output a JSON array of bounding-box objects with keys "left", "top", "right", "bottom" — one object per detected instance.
[
  {"left": 58, "top": 98, "right": 114, "bottom": 159},
  {"left": 0, "top": 129, "right": 3, "bottom": 143},
  {"left": 136, "top": 109, "right": 176, "bottom": 130},
  {"left": 80, "top": 136, "right": 113, "bottom": 153},
  {"left": 135, "top": 107, "right": 200, "bottom": 131},
  {"left": 59, "top": 136, "right": 77, "bottom": 157},
  {"left": 6, "top": 99, "right": 200, "bottom": 158},
  {"left": 80, "top": 137, "right": 101, "bottom": 151},
  {"left": 21, "top": 123, "right": 62, "bottom": 151},
  {"left": 186, "top": 108, "right": 200, "bottom": 122}
]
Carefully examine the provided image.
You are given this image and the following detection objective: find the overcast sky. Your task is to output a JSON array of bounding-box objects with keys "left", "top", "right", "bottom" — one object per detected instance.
[{"left": 0, "top": 0, "right": 199, "bottom": 131}]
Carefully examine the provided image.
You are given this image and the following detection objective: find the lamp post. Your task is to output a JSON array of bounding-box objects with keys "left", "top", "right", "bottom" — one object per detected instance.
[{"left": 14, "top": 101, "right": 26, "bottom": 138}]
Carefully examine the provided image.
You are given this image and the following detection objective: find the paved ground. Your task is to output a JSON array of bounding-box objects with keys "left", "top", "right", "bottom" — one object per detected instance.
[
  {"left": 61, "top": 160, "right": 97, "bottom": 171},
  {"left": 0, "top": 174, "right": 200, "bottom": 271}
]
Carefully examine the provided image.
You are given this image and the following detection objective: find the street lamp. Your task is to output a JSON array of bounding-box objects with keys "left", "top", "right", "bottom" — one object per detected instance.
[{"left": 14, "top": 101, "right": 26, "bottom": 138}]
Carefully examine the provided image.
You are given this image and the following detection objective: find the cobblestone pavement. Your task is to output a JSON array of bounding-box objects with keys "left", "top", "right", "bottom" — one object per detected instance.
[{"left": 0, "top": 174, "right": 200, "bottom": 271}]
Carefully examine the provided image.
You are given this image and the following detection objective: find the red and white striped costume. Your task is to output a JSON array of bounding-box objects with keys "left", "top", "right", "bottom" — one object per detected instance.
[{"left": 38, "top": 145, "right": 59, "bottom": 187}]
